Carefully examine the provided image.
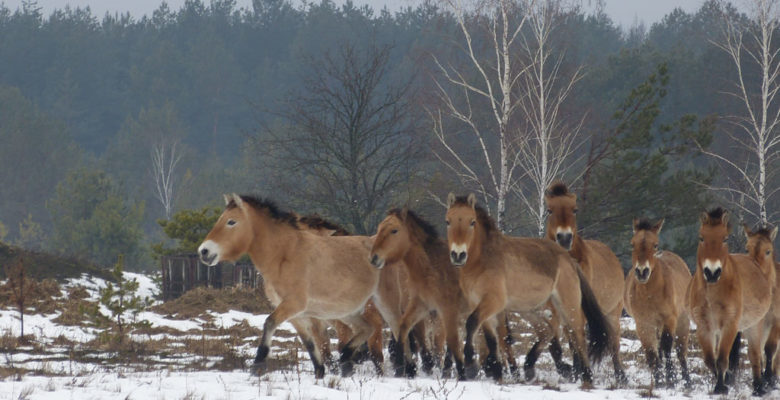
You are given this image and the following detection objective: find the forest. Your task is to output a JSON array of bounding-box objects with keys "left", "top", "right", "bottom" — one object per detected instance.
[{"left": 0, "top": 0, "right": 776, "bottom": 271}]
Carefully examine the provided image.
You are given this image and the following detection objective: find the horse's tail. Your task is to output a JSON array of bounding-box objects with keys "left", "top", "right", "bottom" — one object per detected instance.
[
  {"left": 575, "top": 264, "right": 612, "bottom": 363},
  {"left": 503, "top": 312, "right": 515, "bottom": 346}
]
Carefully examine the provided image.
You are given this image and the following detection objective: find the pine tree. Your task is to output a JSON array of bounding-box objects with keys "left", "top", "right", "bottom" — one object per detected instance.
[{"left": 97, "top": 256, "right": 150, "bottom": 349}]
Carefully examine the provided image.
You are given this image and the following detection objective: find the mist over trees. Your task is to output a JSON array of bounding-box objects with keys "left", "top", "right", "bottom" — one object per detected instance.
[{"left": 0, "top": 0, "right": 776, "bottom": 270}]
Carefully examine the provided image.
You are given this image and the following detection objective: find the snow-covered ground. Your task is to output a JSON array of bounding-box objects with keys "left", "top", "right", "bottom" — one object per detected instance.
[{"left": 0, "top": 273, "right": 766, "bottom": 399}]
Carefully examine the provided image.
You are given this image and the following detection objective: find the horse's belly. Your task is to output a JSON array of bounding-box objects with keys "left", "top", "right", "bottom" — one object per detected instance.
[{"left": 506, "top": 275, "right": 555, "bottom": 311}]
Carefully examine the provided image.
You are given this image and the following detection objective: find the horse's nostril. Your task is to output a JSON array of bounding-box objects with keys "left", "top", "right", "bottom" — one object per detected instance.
[
  {"left": 458, "top": 252, "right": 466, "bottom": 260},
  {"left": 451, "top": 251, "right": 457, "bottom": 260},
  {"left": 200, "top": 248, "right": 209, "bottom": 256}
]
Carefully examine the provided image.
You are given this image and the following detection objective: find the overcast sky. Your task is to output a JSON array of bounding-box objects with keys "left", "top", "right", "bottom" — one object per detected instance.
[{"left": 0, "top": 0, "right": 714, "bottom": 28}]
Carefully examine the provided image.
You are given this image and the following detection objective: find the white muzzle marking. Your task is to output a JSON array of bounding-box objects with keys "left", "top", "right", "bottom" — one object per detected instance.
[
  {"left": 198, "top": 240, "right": 221, "bottom": 267},
  {"left": 702, "top": 259, "right": 722, "bottom": 279}
]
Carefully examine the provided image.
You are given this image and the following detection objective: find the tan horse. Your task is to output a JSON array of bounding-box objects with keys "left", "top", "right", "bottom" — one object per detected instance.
[
  {"left": 686, "top": 208, "right": 773, "bottom": 395},
  {"left": 369, "top": 208, "right": 518, "bottom": 380},
  {"left": 298, "top": 213, "right": 434, "bottom": 375},
  {"left": 535, "top": 181, "right": 626, "bottom": 383},
  {"left": 445, "top": 193, "right": 612, "bottom": 384},
  {"left": 741, "top": 225, "right": 779, "bottom": 386},
  {"left": 198, "top": 194, "right": 389, "bottom": 378},
  {"left": 624, "top": 218, "right": 692, "bottom": 388}
]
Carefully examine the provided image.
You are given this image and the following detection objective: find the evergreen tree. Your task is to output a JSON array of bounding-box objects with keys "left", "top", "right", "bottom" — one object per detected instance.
[{"left": 151, "top": 206, "right": 221, "bottom": 259}]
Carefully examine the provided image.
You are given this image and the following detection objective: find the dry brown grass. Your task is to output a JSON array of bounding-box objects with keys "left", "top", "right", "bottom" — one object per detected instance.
[
  {"left": 151, "top": 286, "right": 273, "bottom": 319},
  {"left": 0, "top": 278, "right": 62, "bottom": 314}
]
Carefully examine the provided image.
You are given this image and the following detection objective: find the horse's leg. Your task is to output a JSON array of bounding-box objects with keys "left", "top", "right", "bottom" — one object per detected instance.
[
  {"left": 412, "top": 318, "right": 436, "bottom": 375},
  {"left": 395, "top": 296, "right": 429, "bottom": 378},
  {"left": 337, "top": 313, "right": 375, "bottom": 377},
  {"left": 745, "top": 325, "right": 768, "bottom": 395},
  {"left": 464, "top": 295, "right": 504, "bottom": 380},
  {"left": 675, "top": 313, "right": 692, "bottom": 389},
  {"left": 363, "top": 302, "right": 386, "bottom": 374},
  {"left": 765, "top": 324, "right": 780, "bottom": 387},
  {"left": 556, "top": 299, "right": 593, "bottom": 389},
  {"left": 636, "top": 322, "right": 661, "bottom": 387},
  {"left": 496, "top": 311, "right": 519, "bottom": 378},
  {"left": 442, "top": 308, "right": 466, "bottom": 380},
  {"left": 289, "top": 318, "right": 326, "bottom": 379},
  {"left": 726, "top": 331, "right": 741, "bottom": 385},
  {"left": 522, "top": 312, "right": 554, "bottom": 382},
  {"left": 312, "top": 318, "right": 338, "bottom": 373},
  {"left": 252, "top": 299, "right": 305, "bottom": 375},
  {"left": 432, "top": 315, "right": 447, "bottom": 372},
  {"left": 481, "top": 316, "right": 504, "bottom": 381},
  {"left": 661, "top": 315, "right": 678, "bottom": 388},
  {"left": 608, "top": 302, "right": 627, "bottom": 385},
  {"left": 714, "top": 322, "right": 739, "bottom": 394}
]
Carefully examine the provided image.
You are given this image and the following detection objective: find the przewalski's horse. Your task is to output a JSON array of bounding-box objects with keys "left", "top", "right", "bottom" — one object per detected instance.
[
  {"left": 445, "top": 193, "right": 612, "bottom": 384},
  {"left": 198, "top": 194, "right": 392, "bottom": 378},
  {"left": 299, "top": 213, "right": 433, "bottom": 375},
  {"left": 624, "top": 218, "right": 692, "bottom": 388},
  {"left": 535, "top": 181, "right": 626, "bottom": 383},
  {"left": 687, "top": 208, "right": 773, "bottom": 395},
  {"left": 369, "top": 208, "right": 518, "bottom": 380},
  {"left": 742, "top": 225, "right": 779, "bottom": 387}
]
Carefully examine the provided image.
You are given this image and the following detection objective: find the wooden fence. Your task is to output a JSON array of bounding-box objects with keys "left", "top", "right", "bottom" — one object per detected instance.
[{"left": 160, "top": 254, "right": 261, "bottom": 301}]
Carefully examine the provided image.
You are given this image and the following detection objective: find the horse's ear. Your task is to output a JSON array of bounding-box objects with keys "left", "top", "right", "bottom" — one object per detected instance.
[
  {"left": 467, "top": 193, "right": 476, "bottom": 209},
  {"left": 632, "top": 218, "right": 639, "bottom": 235},
  {"left": 400, "top": 206, "right": 409, "bottom": 221},
  {"left": 700, "top": 211, "right": 709, "bottom": 225},
  {"left": 743, "top": 223, "right": 752, "bottom": 239},
  {"left": 230, "top": 193, "right": 244, "bottom": 209},
  {"left": 771, "top": 226, "right": 778, "bottom": 242},
  {"left": 447, "top": 193, "right": 456, "bottom": 208},
  {"left": 653, "top": 219, "right": 664, "bottom": 235},
  {"left": 223, "top": 194, "right": 231, "bottom": 206},
  {"left": 722, "top": 210, "right": 729, "bottom": 227}
]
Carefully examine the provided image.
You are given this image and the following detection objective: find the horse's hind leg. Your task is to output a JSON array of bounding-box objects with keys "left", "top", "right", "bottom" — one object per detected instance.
[
  {"left": 726, "top": 331, "right": 741, "bottom": 386},
  {"left": 675, "top": 313, "right": 692, "bottom": 388},
  {"left": 763, "top": 324, "right": 779, "bottom": 387},
  {"left": 522, "top": 312, "right": 554, "bottom": 382},
  {"left": 363, "top": 302, "right": 386, "bottom": 374},
  {"left": 337, "top": 313, "right": 375, "bottom": 377},
  {"left": 412, "top": 319, "right": 437, "bottom": 375},
  {"left": 253, "top": 299, "right": 305, "bottom": 375},
  {"left": 496, "top": 311, "right": 519, "bottom": 378},
  {"left": 395, "top": 296, "right": 430, "bottom": 378},
  {"left": 290, "top": 318, "right": 326, "bottom": 379},
  {"left": 608, "top": 303, "right": 627, "bottom": 385},
  {"left": 745, "top": 325, "right": 768, "bottom": 395}
]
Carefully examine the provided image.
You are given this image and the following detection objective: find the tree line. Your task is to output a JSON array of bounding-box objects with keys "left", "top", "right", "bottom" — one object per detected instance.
[{"left": 0, "top": 0, "right": 776, "bottom": 270}]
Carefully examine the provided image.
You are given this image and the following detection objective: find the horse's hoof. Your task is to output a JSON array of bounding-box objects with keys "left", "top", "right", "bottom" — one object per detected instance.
[
  {"left": 351, "top": 344, "right": 370, "bottom": 364},
  {"left": 713, "top": 383, "right": 729, "bottom": 395},
  {"left": 340, "top": 361, "right": 355, "bottom": 377},
  {"left": 250, "top": 361, "right": 268, "bottom": 376},
  {"left": 524, "top": 366, "right": 536, "bottom": 382},
  {"left": 753, "top": 378, "right": 768, "bottom": 396},
  {"left": 556, "top": 363, "right": 573, "bottom": 381},
  {"left": 421, "top": 353, "right": 436, "bottom": 375},
  {"left": 725, "top": 371, "right": 735, "bottom": 386},
  {"left": 405, "top": 362, "right": 417, "bottom": 378},
  {"left": 615, "top": 370, "right": 628, "bottom": 387},
  {"left": 314, "top": 365, "right": 325, "bottom": 379},
  {"left": 394, "top": 365, "right": 405, "bottom": 378},
  {"left": 483, "top": 355, "right": 502, "bottom": 381},
  {"left": 465, "top": 362, "right": 480, "bottom": 380},
  {"left": 509, "top": 364, "right": 520, "bottom": 379}
]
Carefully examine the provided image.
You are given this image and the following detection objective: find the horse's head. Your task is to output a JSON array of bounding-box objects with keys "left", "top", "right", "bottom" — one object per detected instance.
[
  {"left": 630, "top": 218, "right": 665, "bottom": 284},
  {"left": 544, "top": 181, "right": 578, "bottom": 251},
  {"left": 197, "top": 193, "right": 254, "bottom": 266},
  {"left": 445, "top": 193, "right": 479, "bottom": 266},
  {"left": 698, "top": 207, "right": 730, "bottom": 284},
  {"left": 744, "top": 223, "right": 778, "bottom": 266},
  {"left": 369, "top": 209, "right": 410, "bottom": 269}
]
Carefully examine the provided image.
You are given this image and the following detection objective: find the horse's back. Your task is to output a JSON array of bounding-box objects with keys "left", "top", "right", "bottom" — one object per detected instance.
[
  {"left": 583, "top": 239, "right": 625, "bottom": 312},
  {"left": 492, "top": 236, "right": 564, "bottom": 311},
  {"left": 732, "top": 254, "right": 773, "bottom": 330},
  {"left": 502, "top": 236, "right": 565, "bottom": 281},
  {"left": 659, "top": 251, "right": 692, "bottom": 313}
]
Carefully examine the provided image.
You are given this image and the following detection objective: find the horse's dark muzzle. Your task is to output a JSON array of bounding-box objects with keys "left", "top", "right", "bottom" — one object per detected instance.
[
  {"left": 199, "top": 248, "right": 216, "bottom": 265},
  {"left": 369, "top": 254, "right": 385, "bottom": 269},
  {"left": 556, "top": 233, "right": 573, "bottom": 251},
  {"left": 450, "top": 251, "right": 467, "bottom": 266},
  {"left": 634, "top": 267, "right": 650, "bottom": 283},
  {"left": 703, "top": 267, "right": 722, "bottom": 283}
]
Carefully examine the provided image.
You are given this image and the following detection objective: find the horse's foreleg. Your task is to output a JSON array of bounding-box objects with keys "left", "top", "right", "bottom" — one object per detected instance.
[
  {"left": 675, "top": 313, "right": 692, "bottom": 388},
  {"left": 481, "top": 317, "right": 503, "bottom": 381},
  {"left": 363, "top": 302, "right": 386, "bottom": 374},
  {"left": 310, "top": 318, "right": 337, "bottom": 373},
  {"left": 442, "top": 308, "right": 465, "bottom": 380},
  {"left": 714, "top": 323, "right": 739, "bottom": 394},
  {"left": 395, "top": 296, "right": 429, "bottom": 378},
  {"left": 661, "top": 315, "right": 678, "bottom": 388},
  {"left": 338, "top": 313, "right": 375, "bottom": 377},
  {"left": 521, "top": 311, "right": 555, "bottom": 382},
  {"left": 745, "top": 325, "right": 768, "bottom": 395},
  {"left": 412, "top": 318, "right": 437, "bottom": 375},
  {"left": 289, "top": 318, "right": 326, "bottom": 379},
  {"left": 464, "top": 295, "right": 504, "bottom": 380},
  {"left": 253, "top": 300, "right": 305, "bottom": 374},
  {"left": 496, "top": 311, "right": 518, "bottom": 377},
  {"left": 763, "top": 323, "right": 780, "bottom": 386},
  {"left": 636, "top": 322, "right": 661, "bottom": 387}
]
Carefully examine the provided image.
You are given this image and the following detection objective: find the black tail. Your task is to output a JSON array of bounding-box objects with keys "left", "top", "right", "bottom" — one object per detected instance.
[{"left": 575, "top": 265, "right": 612, "bottom": 363}]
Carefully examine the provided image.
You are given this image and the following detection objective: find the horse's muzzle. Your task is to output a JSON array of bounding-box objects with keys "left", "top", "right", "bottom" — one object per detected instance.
[
  {"left": 634, "top": 267, "right": 651, "bottom": 283},
  {"left": 703, "top": 266, "right": 722, "bottom": 283},
  {"left": 556, "top": 233, "right": 573, "bottom": 251},
  {"left": 369, "top": 254, "right": 385, "bottom": 269},
  {"left": 450, "top": 250, "right": 467, "bottom": 266}
]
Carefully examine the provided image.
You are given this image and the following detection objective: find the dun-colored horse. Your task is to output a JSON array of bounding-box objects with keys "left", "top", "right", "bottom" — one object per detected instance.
[
  {"left": 742, "top": 225, "right": 779, "bottom": 386},
  {"left": 198, "top": 194, "right": 390, "bottom": 378},
  {"left": 624, "top": 218, "right": 692, "bottom": 388},
  {"left": 687, "top": 208, "right": 773, "bottom": 394},
  {"left": 445, "top": 193, "right": 612, "bottom": 384},
  {"left": 369, "top": 208, "right": 518, "bottom": 380},
  {"left": 531, "top": 181, "right": 625, "bottom": 383}
]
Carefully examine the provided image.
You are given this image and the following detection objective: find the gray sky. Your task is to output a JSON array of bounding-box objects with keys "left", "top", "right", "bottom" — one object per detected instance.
[{"left": 1, "top": 0, "right": 711, "bottom": 28}]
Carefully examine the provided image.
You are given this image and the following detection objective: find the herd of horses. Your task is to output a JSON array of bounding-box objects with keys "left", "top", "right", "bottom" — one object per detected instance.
[{"left": 196, "top": 181, "right": 780, "bottom": 395}]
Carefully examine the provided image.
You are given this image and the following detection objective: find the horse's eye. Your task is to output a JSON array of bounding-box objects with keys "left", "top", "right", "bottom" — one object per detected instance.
[
  {"left": 654, "top": 244, "right": 658, "bottom": 249},
  {"left": 723, "top": 237, "right": 728, "bottom": 243},
  {"left": 545, "top": 209, "right": 552, "bottom": 215},
  {"left": 699, "top": 236, "right": 703, "bottom": 243},
  {"left": 470, "top": 220, "right": 476, "bottom": 227},
  {"left": 227, "top": 219, "right": 236, "bottom": 226},
  {"left": 446, "top": 220, "right": 450, "bottom": 226},
  {"left": 573, "top": 208, "right": 578, "bottom": 214},
  {"left": 767, "top": 250, "right": 772, "bottom": 256},
  {"left": 391, "top": 229, "right": 398, "bottom": 234}
]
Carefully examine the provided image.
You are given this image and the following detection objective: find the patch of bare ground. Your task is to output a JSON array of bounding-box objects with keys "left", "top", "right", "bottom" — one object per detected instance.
[{"left": 151, "top": 286, "right": 273, "bottom": 319}]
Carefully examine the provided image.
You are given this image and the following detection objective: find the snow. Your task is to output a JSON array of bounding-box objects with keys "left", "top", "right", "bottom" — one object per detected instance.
[{"left": 0, "top": 272, "right": 767, "bottom": 399}]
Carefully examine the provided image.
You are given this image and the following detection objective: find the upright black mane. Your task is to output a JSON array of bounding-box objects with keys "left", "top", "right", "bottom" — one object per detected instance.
[
  {"left": 703, "top": 207, "right": 727, "bottom": 226},
  {"left": 546, "top": 181, "right": 570, "bottom": 198},
  {"left": 753, "top": 225, "right": 776, "bottom": 239},
  {"left": 634, "top": 218, "right": 654, "bottom": 232},
  {"left": 388, "top": 208, "right": 438, "bottom": 245},
  {"left": 228, "top": 195, "right": 299, "bottom": 228},
  {"left": 298, "top": 214, "right": 351, "bottom": 236},
  {"left": 451, "top": 196, "right": 498, "bottom": 236}
]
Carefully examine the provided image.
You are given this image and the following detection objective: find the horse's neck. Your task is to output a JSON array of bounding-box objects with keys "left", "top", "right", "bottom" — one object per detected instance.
[
  {"left": 247, "top": 214, "right": 299, "bottom": 275},
  {"left": 569, "top": 235, "right": 587, "bottom": 264},
  {"left": 403, "top": 241, "right": 434, "bottom": 280}
]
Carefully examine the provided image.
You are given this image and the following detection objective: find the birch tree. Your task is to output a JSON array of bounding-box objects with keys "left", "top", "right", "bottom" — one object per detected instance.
[
  {"left": 150, "top": 140, "right": 184, "bottom": 220},
  {"left": 703, "top": 0, "right": 780, "bottom": 226},
  {"left": 431, "top": 0, "right": 583, "bottom": 232}
]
